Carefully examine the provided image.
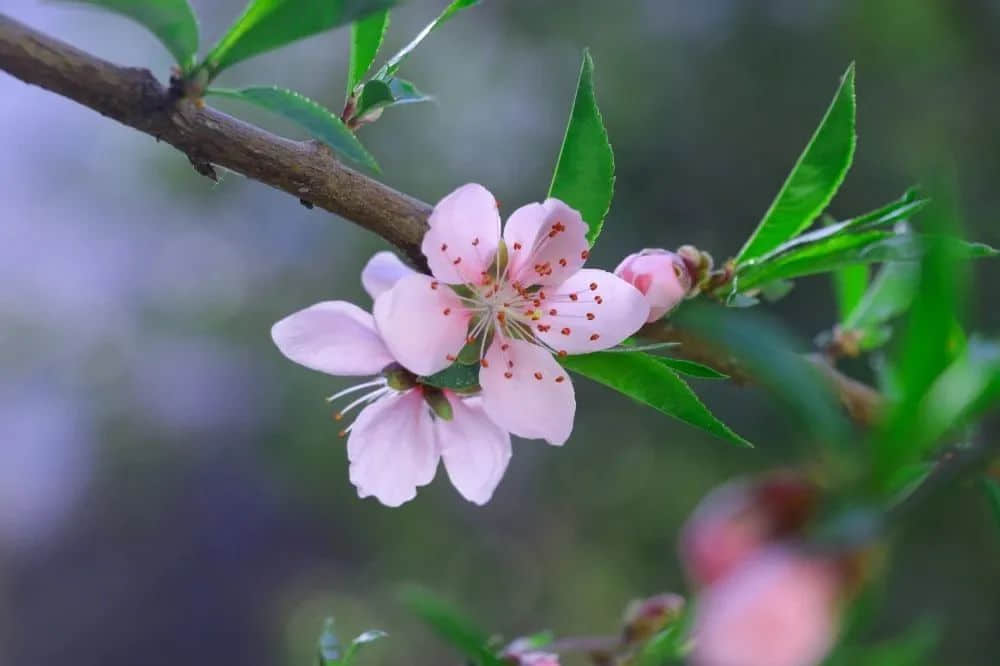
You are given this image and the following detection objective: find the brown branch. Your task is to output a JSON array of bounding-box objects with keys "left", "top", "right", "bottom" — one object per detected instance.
[
  {"left": 0, "top": 12, "right": 431, "bottom": 266},
  {"left": 0, "top": 11, "right": 884, "bottom": 426}
]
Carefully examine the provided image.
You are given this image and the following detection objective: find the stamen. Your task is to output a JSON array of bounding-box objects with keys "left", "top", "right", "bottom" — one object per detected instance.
[
  {"left": 581, "top": 250, "right": 589, "bottom": 260},
  {"left": 534, "top": 372, "right": 543, "bottom": 380},
  {"left": 561, "top": 327, "right": 571, "bottom": 336},
  {"left": 590, "top": 333, "right": 600, "bottom": 341},
  {"left": 327, "top": 378, "right": 386, "bottom": 403},
  {"left": 334, "top": 386, "right": 391, "bottom": 421},
  {"left": 555, "top": 376, "right": 566, "bottom": 383},
  {"left": 586, "top": 313, "right": 595, "bottom": 320},
  {"left": 589, "top": 282, "right": 598, "bottom": 291},
  {"left": 443, "top": 307, "right": 452, "bottom": 315}
]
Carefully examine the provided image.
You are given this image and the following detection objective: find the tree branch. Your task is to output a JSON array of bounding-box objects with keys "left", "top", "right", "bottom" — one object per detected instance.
[
  {"left": 0, "top": 12, "right": 431, "bottom": 266},
  {"left": 0, "top": 11, "right": 883, "bottom": 426}
]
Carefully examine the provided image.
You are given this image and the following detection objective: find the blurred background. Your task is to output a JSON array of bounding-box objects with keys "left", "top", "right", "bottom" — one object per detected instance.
[{"left": 2, "top": 0, "right": 1000, "bottom": 664}]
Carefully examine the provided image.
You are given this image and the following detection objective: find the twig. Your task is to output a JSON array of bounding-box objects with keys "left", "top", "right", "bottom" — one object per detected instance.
[{"left": 0, "top": 11, "right": 884, "bottom": 426}]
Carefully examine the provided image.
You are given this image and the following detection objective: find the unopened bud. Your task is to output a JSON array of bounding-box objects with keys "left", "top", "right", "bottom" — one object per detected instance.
[
  {"left": 621, "top": 593, "right": 685, "bottom": 644},
  {"left": 614, "top": 249, "right": 692, "bottom": 322},
  {"left": 680, "top": 472, "right": 819, "bottom": 586}
]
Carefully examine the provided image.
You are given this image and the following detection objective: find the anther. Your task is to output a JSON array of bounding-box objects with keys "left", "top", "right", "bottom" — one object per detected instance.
[
  {"left": 561, "top": 327, "right": 571, "bottom": 336},
  {"left": 555, "top": 376, "right": 566, "bottom": 383},
  {"left": 472, "top": 237, "right": 480, "bottom": 246},
  {"left": 534, "top": 372, "right": 543, "bottom": 380},
  {"left": 452, "top": 256, "right": 462, "bottom": 265},
  {"left": 430, "top": 281, "right": 439, "bottom": 290},
  {"left": 481, "top": 359, "right": 490, "bottom": 368},
  {"left": 558, "top": 350, "right": 567, "bottom": 357},
  {"left": 501, "top": 343, "right": 510, "bottom": 351},
  {"left": 549, "top": 309, "right": 558, "bottom": 316},
  {"left": 443, "top": 308, "right": 451, "bottom": 315},
  {"left": 595, "top": 296, "right": 603, "bottom": 304},
  {"left": 569, "top": 293, "right": 579, "bottom": 301},
  {"left": 581, "top": 250, "right": 590, "bottom": 260},
  {"left": 586, "top": 312, "right": 595, "bottom": 320},
  {"left": 589, "top": 282, "right": 598, "bottom": 291},
  {"left": 513, "top": 242, "right": 523, "bottom": 250},
  {"left": 537, "top": 324, "right": 551, "bottom": 332},
  {"left": 446, "top": 354, "right": 457, "bottom": 361},
  {"left": 440, "top": 243, "right": 448, "bottom": 252},
  {"left": 504, "top": 371, "right": 513, "bottom": 379},
  {"left": 559, "top": 258, "right": 567, "bottom": 267},
  {"left": 334, "top": 412, "right": 344, "bottom": 421},
  {"left": 590, "top": 333, "right": 600, "bottom": 341}
]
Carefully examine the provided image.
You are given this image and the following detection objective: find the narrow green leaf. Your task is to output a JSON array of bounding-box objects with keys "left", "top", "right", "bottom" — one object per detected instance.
[
  {"left": 341, "top": 630, "right": 388, "bottom": 666},
  {"left": 736, "top": 64, "right": 857, "bottom": 264},
  {"left": 654, "top": 357, "right": 728, "bottom": 380},
  {"left": 736, "top": 231, "right": 893, "bottom": 290},
  {"left": 983, "top": 478, "right": 1000, "bottom": 528},
  {"left": 674, "top": 304, "right": 851, "bottom": 444},
  {"left": 374, "top": 0, "right": 481, "bottom": 80},
  {"left": 548, "top": 49, "right": 615, "bottom": 245},
  {"left": 736, "top": 231, "right": 995, "bottom": 291},
  {"left": 206, "top": 86, "right": 378, "bottom": 170},
  {"left": 58, "top": 0, "right": 199, "bottom": 69},
  {"left": 833, "top": 264, "right": 869, "bottom": 321},
  {"left": 203, "top": 0, "right": 395, "bottom": 80},
  {"left": 873, "top": 190, "right": 969, "bottom": 489},
  {"left": 843, "top": 262, "right": 919, "bottom": 331},
  {"left": 400, "top": 587, "right": 503, "bottom": 666},
  {"left": 560, "top": 352, "right": 751, "bottom": 447},
  {"left": 347, "top": 9, "right": 390, "bottom": 96},
  {"left": 386, "top": 77, "right": 432, "bottom": 104}
]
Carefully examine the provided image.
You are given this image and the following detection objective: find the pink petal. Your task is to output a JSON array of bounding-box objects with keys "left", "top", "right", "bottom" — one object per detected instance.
[
  {"left": 502, "top": 198, "right": 589, "bottom": 287},
  {"left": 347, "top": 390, "right": 439, "bottom": 507},
  {"left": 373, "top": 273, "right": 471, "bottom": 376},
  {"left": 479, "top": 338, "right": 575, "bottom": 445},
  {"left": 362, "top": 251, "right": 416, "bottom": 301},
  {"left": 421, "top": 183, "right": 502, "bottom": 284},
  {"left": 271, "top": 301, "right": 395, "bottom": 376},
  {"left": 534, "top": 269, "right": 650, "bottom": 354},
  {"left": 437, "top": 394, "right": 513, "bottom": 504}
]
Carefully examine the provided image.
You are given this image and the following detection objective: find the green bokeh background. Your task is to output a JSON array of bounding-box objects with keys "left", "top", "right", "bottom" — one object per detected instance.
[{"left": 1, "top": 1, "right": 999, "bottom": 665}]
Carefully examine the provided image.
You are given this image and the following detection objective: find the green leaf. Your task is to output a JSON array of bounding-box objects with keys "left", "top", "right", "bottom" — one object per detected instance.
[
  {"left": 833, "top": 264, "right": 868, "bottom": 321},
  {"left": 349, "top": 78, "right": 432, "bottom": 124},
  {"left": 341, "top": 630, "right": 388, "bottom": 666},
  {"left": 419, "top": 363, "right": 480, "bottom": 392},
  {"left": 843, "top": 262, "right": 918, "bottom": 331},
  {"left": 746, "top": 192, "right": 927, "bottom": 269},
  {"left": 356, "top": 79, "right": 395, "bottom": 114},
  {"left": 58, "top": 0, "right": 199, "bottom": 69},
  {"left": 347, "top": 9, "right": 390, "bottom": 96},
  {"left": 560, "top": 352, "right": 751, "bottom": 447},
  {"left": 548, "top": 49, "right": 615, "bottom": 245},
  {"left": 736, "top": 64, "right": 857, "bottom": 264},
  {"left": 873, "top": 190, "right": 970, "bottom": 489},
  {"left": 736, "top": 231, "right": 893, "bottom": 290},
  {"left": 735, "top": 230, "right": 995, "bottom": 292},
  {"left": 674, "top": 304, "right": 851, "bottom": 445},
  {"left": 205, "top": 87, "right": 378, "bottom": 170},
  {"left": 386, "top": 77, "right": 433, "bottom": 104},
  {"left": 983, "top": 478, "right": 1000, "bottom": 528},
  {"left": 654, "top": 357, "right": 728, "bottom": 380},
  {"left": 400, "top": 587, "right": 503, "bottom": 666},
  {"left": 373, "top": 0, "right": 481, "bottom": 81},
  {"left": 203, "top": 0, "right": 394, "bottom": 80}
]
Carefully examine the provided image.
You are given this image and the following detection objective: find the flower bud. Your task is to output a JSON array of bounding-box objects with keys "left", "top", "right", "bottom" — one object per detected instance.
[
  {"left": 691, "top": 548, "right": 842, "bottom": 666},
  {"left": 621, "top": 593, "right": 686, "bottom": 644},
  {"left": 679, "top": 472, "right": 819, "bottom": 586},
  {"left": 614, "top": 249, "right": 692, "bottom": 322}
]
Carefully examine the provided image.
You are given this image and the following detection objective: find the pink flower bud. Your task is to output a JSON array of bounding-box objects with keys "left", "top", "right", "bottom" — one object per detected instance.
[
  {"left": 614, "top": 249, "right": 692, "bottom": 322},
  {"left": 679, "top": 473, "right": 818, "bottom": 586},
  {"left": 622, "top": 593, "right": 686, "bottom": 644},
  {"left": 691, "top": 548, "right": 842, "bottom": 666}
]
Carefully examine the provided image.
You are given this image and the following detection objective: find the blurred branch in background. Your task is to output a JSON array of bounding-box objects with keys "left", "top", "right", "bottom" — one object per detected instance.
[{"left": 0, "top": 10, "right": 883, "bottom": 426}]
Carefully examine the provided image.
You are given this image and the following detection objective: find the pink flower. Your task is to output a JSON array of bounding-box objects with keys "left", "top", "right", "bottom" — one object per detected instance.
[
  {"left": 614, "top": 249, "right": 692, "bottom": 322},
  {"left": 373, "top": 184, "right": 650, "bottom": 445},
  {"left": 505, "top": 652, "right": 560, "bottom": 666},
  {"left": 679, "top": 474, "right": 818, "bottom": 586},
  {"left": 270, "top": 257, "right": 511, "bottom": 507},
  {"left": 691, "top": 548, "right": 842, "bottom": 666}
]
